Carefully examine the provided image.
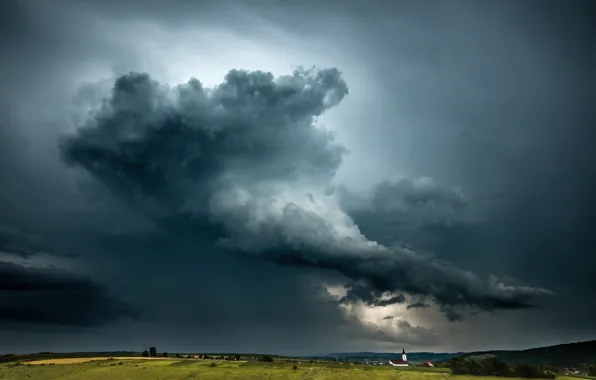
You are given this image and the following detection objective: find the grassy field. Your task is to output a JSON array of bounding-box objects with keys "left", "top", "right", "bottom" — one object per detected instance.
[
  {"left": 25, "top": 356, "right": 171, "bottom": 365},
  {"left": 0, "top": 358, "right": 582, "bottom": 380}
]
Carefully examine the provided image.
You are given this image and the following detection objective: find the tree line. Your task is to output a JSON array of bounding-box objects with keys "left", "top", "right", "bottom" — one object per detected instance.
[
  {"left": 448, "top": 356, "right": 556, "bottom": 378},
  {"left": 140, "top": 347, "right": 249, "bottom": 362}
]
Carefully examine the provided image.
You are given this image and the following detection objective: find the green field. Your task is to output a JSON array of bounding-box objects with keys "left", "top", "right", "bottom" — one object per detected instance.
[{"left": 0, "top": 358, "right": 582, "bottom": 380}]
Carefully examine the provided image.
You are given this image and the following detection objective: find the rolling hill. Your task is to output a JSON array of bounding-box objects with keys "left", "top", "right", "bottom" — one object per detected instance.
[
  {"left": 329, "top": 340, "right": 596, "bottom": 366},
  {"left": 464, "top": 340, "right": 596, "bottom": 366}
]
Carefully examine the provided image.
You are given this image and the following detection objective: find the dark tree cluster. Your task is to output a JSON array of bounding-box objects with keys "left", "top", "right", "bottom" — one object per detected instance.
[
  {"left": 141, "top": 347, "right": 157, "bottom": 358},
  {"left": 588, "top": 364, "right": 596, "bottom": 376},
  {"left": 259, "top": 355, "right": 274, "bottom": 362},
  {"left": 449, "top": 357, "right": 555, "bottom": 378}
]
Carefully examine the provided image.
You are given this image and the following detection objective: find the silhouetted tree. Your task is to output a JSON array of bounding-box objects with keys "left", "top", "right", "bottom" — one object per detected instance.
[
  {"left": 588, "top": 364, "right": 596, "bottom": 376},
  {"left": 512, "top": 363, "right": 550, "bottom": 378},
  {"left": 449, "top": 357, "right": 470, "bottom": 374},
  {"left": 149, "top": 347, "right": 157, "bottom": 358},
  {"left": 260, "top": 355, "right": 274, "bottom": 362},
  {"left": 234, "top": 355, "right": 240, "bottom": 361},
  {"left": 163, "top": 352, "right": 168, "bottom": 358},
  {"left": 478, "top": 357, "right": 510, "bottom": 377},
  {"left": 141, "top": 351, "right": 149, "bottom": 357},
  {"left": 468, "top": 359, "right": 485, "bottom": 375}
]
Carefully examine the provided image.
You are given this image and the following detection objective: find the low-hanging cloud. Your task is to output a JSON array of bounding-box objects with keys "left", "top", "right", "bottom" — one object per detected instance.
[
  {"left": 0, "top": 260, "right": 137, "bottom": 326},
  {"left": 0, "top": 225, "right": 137, "bottom": 327},
  {"left": 0, "top": 225, "right": 76, "bottom": 258},
  {"left": 59, "top": 67, "right": 553, "bottom": 319}
]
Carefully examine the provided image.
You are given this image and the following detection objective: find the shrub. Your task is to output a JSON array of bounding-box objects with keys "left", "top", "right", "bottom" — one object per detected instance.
[
  {"left": 210, "top": 362, "right": 217, "bottom": 368},
  {"left": 449, "top": 357, "right": 469, "bottom": 374},
  {"left": 141, "top": 351, "right": 149, "bottom": 358},
  {"left": 293, "top": 365, "right": 298, "bottom": 370},
  {"left": 449, "top": 356, "right": 554, "bottom": 379}
]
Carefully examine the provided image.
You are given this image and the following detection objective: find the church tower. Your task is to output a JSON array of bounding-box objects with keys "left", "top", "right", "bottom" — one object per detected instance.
[{"left": 389, "top": 348, "right": 410, "bottom": 366}]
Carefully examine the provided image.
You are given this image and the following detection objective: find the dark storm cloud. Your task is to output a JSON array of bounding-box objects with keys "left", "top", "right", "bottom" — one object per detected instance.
[
  {"left": 0, "top": 226, "right": 76, "bottom": 258},
  {"left": 2, "top": 0, "right": 595, "bottom": 354},
  {"left": 407, "top": 302, "right": 429, "bottom": 310},
  {"left": 370, "top": 178, "right": 467, "bottom": 212},
  {"left": 338, "top": 283, "right": 406, "bottom": 307},
  {"left": 340, "top": 178, "right": 474, "bottom": 250},
  {"left": 0, "top": 261, "right": 137, "bottom": 326},
  {"left": 60, "top": 68, "right": 347, "bottom": 205},
  {"left": 59, "top": 69, "right": 552, "bottom": 318}
]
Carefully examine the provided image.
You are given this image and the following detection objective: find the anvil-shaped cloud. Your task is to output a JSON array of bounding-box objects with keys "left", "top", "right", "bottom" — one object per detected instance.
[{"left": 59, "top": 67, "right": 552, "bottom": 318}]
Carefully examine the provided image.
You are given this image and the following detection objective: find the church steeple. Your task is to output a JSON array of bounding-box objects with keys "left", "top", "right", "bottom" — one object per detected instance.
[{"left": 389, "top": 348, "right": 410, "bottom": 367}]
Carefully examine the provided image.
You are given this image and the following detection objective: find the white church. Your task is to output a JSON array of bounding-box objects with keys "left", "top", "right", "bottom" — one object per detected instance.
[{"left": 388, "top": 349, "right": 409, "bottom": 367}]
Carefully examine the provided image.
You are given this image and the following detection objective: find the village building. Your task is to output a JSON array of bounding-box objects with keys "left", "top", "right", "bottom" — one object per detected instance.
[{"left": 389, "top": 349, "right": 409, "bottom": 367}]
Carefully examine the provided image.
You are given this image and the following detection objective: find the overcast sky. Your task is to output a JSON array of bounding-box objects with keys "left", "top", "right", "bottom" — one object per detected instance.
[{"left": 1, "top": 0, "right": 595, "bottom": 355}]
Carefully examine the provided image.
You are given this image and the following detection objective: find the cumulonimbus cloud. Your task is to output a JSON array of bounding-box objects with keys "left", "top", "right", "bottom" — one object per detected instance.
[{"left": 59, "top": 67, "right": 553, "bottom": 319}]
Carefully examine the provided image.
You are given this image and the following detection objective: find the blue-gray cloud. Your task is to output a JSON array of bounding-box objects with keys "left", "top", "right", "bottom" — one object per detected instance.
[
  {"left": 0, "top": 226, "right": 77, "bottom": 258},
  {"left": 0, "top": 260, "right": 138, "bottom": 326},
  {"left": 59, "top": 68, "right": 552, "bottom": 318}
]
